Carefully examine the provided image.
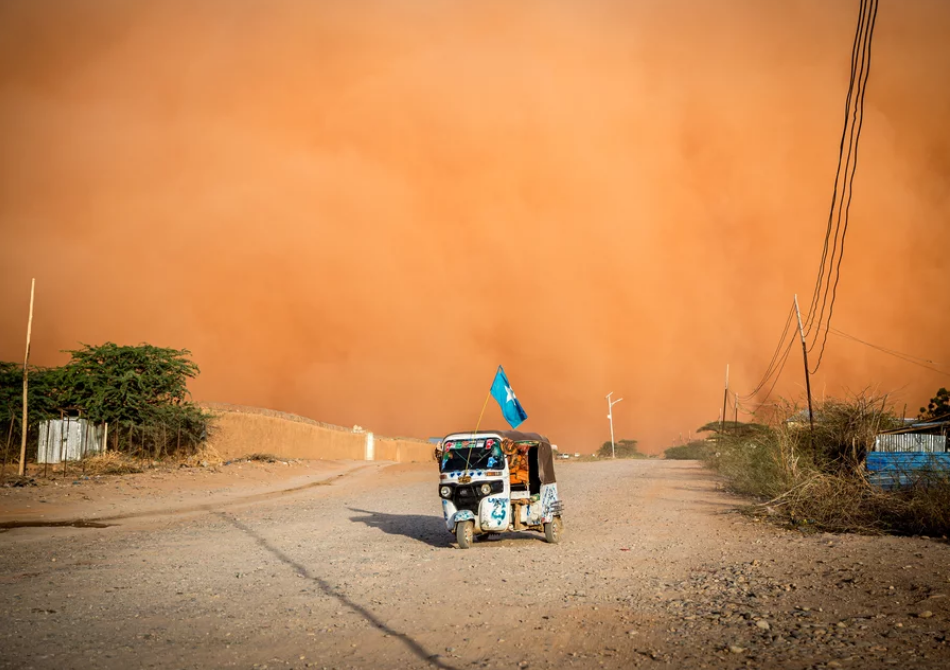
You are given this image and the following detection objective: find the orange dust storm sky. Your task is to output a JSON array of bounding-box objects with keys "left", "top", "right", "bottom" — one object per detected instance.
[{"left": 1, "top": 1, "right": 948, "bottom": 452}]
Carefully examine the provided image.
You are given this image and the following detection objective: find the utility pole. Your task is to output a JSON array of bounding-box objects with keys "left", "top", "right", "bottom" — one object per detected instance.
[
  {"left": 606, "top": 392, "right": 623, "bottom": 459},
  {"left": 793, "top": 294, "right": 815, "bottom": 432},
  {"left": 734, "top": 392, "right": 739, "bottom": 436},
  {"left": 18, "top": 279, "right": 35, "bottom": 477},
  {"left": 720, "top": 364, "right": 729, "bottom": 442}
]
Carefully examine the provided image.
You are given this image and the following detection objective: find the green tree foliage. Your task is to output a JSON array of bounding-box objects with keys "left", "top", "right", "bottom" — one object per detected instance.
[
  {"left": 0, "top": 363, "right": 66, "bottom": 432},
  {"left": 58, "top": 343, "right": 199, "bottom": 425},
  {"left": 1, "top": 343, "right": 209, "bottom": 459},
  {"left": 696, "top": 420, "right": 769, "bottom": 441},
  {"left": 664, "top": 440, "right": 709, "bottom": 460},
  {"left": 597, "top": 439, "right": 642, "bottom": 458},
  {"left": 919, "top": 387, "right": 950, "bottom": 421}
]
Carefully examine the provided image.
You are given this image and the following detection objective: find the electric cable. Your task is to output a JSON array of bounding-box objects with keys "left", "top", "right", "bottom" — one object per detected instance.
[
  {"left": 740, "top": 301, "right": 796, "bottom": 401},
  {"left": 824, "top": 326, "right": 950, "bottom": 376},
  {"left": 810, "top": 0, "right": 879, "bottom": 373},
  {"left": 804, "top": 0, "right": 871, "bottom": 339},
  {"left": 756, "top": 339, "right": 796, "bottom": 409}
]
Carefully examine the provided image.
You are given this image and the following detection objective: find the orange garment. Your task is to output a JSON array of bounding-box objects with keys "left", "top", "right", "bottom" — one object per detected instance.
[{"left": 502, "top": 440, "right": 529, "bottom": 487}]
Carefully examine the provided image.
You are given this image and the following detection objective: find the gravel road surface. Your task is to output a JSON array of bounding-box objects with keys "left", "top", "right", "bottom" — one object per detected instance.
[{"left": 1, "top": 459, "right": 948, "bottom": 669}]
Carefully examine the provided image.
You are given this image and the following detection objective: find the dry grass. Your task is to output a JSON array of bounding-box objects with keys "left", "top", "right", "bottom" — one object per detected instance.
[
  {"left": 73, "top": 451, "right": 144, "bottom": 476},
  {"left": 749, "top": 471, "right": 950, "bottom": 536},
  {"left": 179, "top": 443, "right": 225, "bottom": 467},
  {"left": 18, "top": 442, "right": 232, "bottom": 480}
]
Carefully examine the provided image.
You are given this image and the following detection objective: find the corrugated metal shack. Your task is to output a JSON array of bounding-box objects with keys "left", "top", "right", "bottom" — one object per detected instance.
[
  {"left": 37, "top": 417, "right": 104, "bottom": 464},
  {"left": 867, "top": 419, "right": 950, "bottom": 489}
]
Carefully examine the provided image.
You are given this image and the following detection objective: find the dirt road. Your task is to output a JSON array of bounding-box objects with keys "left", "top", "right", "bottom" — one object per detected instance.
[{"left": 1, "top": 459, "right": 948, "bottom": 669}]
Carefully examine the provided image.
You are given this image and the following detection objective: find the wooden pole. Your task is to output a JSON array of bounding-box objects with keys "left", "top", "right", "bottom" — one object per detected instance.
[
  {"left": 719, "top": 364, "right": 729, "bottom": 442},
  {"left": 793, "top": 295, "right": 815, "bottom": 433},
  {"left": 734, "top": 392, "right": 739, "bottom": 436},
  {"left": 18, "top": 279, "right": 35, "bottom": 477}
]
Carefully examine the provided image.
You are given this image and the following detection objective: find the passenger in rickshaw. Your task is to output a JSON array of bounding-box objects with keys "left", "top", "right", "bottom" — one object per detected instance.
[{"left": 502, "top": 440, "right": 530, "bottom": 490}]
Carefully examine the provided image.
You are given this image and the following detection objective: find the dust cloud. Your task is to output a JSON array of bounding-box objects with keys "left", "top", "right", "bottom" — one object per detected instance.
[{"left": 1, "top": 1, "right": 948, "bottom": 453}]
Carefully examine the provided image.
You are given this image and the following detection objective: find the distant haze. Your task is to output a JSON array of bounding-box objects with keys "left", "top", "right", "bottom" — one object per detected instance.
[{"left": 1, "top": 1, "right": 948, "bottom": 453}]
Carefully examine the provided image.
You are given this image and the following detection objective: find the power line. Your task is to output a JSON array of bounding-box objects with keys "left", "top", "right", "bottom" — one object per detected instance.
[
  {"left": 829, "top": 327, "right": 936, "bottom": 365},
  {"left": 757, "top": 339, "right": 796, "bottom": 409},
  {"left": 803, "top": 0, "right": 872, "bottom": 339},
  {"left": 810, "top": 0, "right": 879, "bottom": 373},
  {"left": 740, "top": 301, "right": 796, "bottom": 401},
  {"left": 824, "top": 326, "right": 950, "bottom": 376},
  {"left": 803, "top": 0, "right": 880, "bottom": 375},
  {"left": 733, "top": 1, "right": 884, "bottom": 418}
]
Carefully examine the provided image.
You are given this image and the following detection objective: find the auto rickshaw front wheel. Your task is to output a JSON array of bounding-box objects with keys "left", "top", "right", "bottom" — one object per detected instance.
[
  {"left": 544, "top": 516, "right": 563, "bottom": 544},
  {"left": 456, "top": 520, "right": 474, "bottom": 549}
]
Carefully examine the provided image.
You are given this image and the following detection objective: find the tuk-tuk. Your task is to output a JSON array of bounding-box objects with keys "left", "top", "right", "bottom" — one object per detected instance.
[{"left": 437, "top": 430, "right": 564, "bottom": 548}]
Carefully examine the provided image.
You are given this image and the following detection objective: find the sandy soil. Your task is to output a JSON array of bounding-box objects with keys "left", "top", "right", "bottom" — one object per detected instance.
[
  {"left": 0, "top": 459, "right": 948, "bottom": 669},
  {"left": 0, "top": 459, "right": 365, "bottom": 529}
]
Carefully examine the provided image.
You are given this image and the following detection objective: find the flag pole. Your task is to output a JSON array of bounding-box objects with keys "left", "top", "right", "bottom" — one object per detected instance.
[
  {"left": 473, "top": 390, "right": 492, "bottom": 435},
  {"left": 473, "top": 365, "right": 503, "bottom": 437},
  {"left": 465, "top": 368, "right": 499, "bottom": 476}
]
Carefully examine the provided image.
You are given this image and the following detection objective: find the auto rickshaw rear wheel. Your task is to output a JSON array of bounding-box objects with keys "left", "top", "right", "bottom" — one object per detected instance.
[
  {"left": 544, "top": 516, "right": 563, "bottom": 544},
  {"left": 456, "top": 520, "right": 474, "bottom": 549}
]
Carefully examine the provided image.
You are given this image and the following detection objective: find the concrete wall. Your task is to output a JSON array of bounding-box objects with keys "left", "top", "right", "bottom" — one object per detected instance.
[{"left": 202, "top": 404, "right": 434, "bottom": 463}]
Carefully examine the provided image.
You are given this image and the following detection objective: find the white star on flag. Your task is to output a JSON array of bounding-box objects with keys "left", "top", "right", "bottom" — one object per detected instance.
[{"left": 489, "top": 366, "right": 528, "bottom": 429}]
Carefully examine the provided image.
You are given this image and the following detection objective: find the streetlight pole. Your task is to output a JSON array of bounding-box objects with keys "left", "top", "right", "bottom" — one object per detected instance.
[{"left": 606, "top": 392, "right": 623, "bottom": 459}]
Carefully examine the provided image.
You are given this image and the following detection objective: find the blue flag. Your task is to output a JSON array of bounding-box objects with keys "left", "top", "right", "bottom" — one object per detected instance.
[{"left": 490, "top": 366, "right": 528, "bottom": 429}]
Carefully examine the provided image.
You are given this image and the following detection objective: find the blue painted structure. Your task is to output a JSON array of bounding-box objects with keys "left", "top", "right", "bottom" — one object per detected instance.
[
  {"left": 866, "top": 451, "right": 950, "bottom": 490},
  {"left": 867, "top": 421, "right": 949, "bottom": 490}
]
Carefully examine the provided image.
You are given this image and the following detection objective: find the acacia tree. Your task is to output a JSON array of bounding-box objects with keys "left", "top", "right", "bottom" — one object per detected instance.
[
  {"left": 60, "top": 343, "right": 209, "bottom": 454},
  {"left": 919, "top": 387, "right": 950, "bottom": 421},
  {"left": 597, "top": 439, "right": 641, "bottom": 458},
  {"left": 0, "top": 343, "right": 209, "bottom": 460},
  {"left": 59, "top": 343, "right": 199, "bottom": 425}
]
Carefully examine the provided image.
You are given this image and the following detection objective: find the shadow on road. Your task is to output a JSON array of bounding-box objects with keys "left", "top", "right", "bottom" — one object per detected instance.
[
  {"left": 217, "top": 512, "right": 458, "bottom": 670},
  {"left": 348, "top": 508, "right": 549, "bottom": 546},
  {"left": 348, "top": 508, "right": 453, "bottom": 548}
]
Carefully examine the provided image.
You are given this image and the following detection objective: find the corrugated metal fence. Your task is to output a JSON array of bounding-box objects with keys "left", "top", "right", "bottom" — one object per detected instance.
[{"left": 872, "top": 433, "right": 948, "bottom": 453}]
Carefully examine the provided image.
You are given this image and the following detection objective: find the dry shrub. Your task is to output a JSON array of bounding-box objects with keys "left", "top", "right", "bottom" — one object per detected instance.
[
  {"left": 82, "top": 451, "right": 144, "bottom": 475},
  {"left": 806, "top": 395, "right": 902, "bottom": 471},
  {"left": 712, "top": 392, "right": 950, "bottom": 536},
  {"left": 82, "top": 442, "right": 225, "bottom": 476},
  {"left": 775, "top": 472, "right": 950, "bottom": 536},
  {"left": 889, "top": 473, "right": 950, "bottom": 536},
  {"left": 706, "top": 429, "right": 799, "bottom": 499},
  {"left": 173, "top": 443, "right": 225, "bottom": 468}
]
